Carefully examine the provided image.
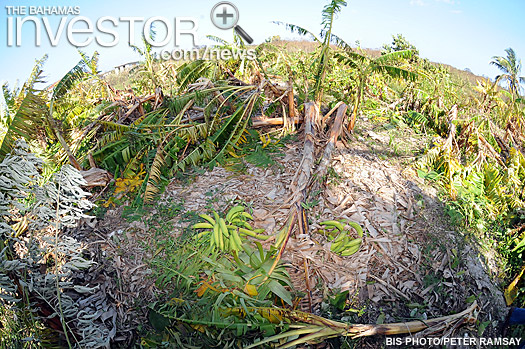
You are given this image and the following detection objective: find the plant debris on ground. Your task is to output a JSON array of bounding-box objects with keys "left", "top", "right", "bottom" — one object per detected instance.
[{"left": 1, "top": 0, "right": 524, "bottom": 347}]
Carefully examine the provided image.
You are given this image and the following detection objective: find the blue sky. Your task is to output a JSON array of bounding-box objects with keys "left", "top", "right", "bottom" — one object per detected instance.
[{"left": 1, "top": 0, "right": 524, "bottom": 87}]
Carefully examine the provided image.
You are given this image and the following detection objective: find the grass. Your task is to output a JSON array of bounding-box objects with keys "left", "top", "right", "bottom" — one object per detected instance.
[{"left": 0, "top": 305, "right": 55, "bottom": 348}]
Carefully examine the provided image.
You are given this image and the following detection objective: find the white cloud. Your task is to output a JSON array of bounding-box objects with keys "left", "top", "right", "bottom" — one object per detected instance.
[
  {"left": 410, "top": 0, "right": 426, "bottom": 6},
  {"left": 450, "top": 9, "right": 462, "bottom": 14}
]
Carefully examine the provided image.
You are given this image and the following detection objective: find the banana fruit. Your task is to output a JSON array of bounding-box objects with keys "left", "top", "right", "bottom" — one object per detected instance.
[
  {"left": 192, "top": 205, "right": 270, "bottom": 252},
  {"left": 226, "top": 205, "right": 244, "bottom": 221},
  {"left": 320, "top": 220, "right": 345, "bottom": 231},
  {"left": 199, "top": 214, "right": 216, "bottom": 225},
  {"left": 193, "top": 222, "right": 214, "bottom": 229},
  {"left": 331, "top": 236, "right": 362, "bottom": 256},
  {"left": 319, "top": 219, "right": 364, "bottom": 257}
]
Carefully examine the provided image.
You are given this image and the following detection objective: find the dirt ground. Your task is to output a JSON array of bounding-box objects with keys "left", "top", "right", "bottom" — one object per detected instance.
[{"left": 78, "top": 118, "right": 512, "bottom": 347}]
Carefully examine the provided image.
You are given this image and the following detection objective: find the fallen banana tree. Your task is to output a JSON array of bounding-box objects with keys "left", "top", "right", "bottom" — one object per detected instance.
[
  {"left": 263, "top": 102, "right": 320, "bottom": 293},
  {"left": 242, "top": 301, "right": 478, "bottom": 348},
  {"left": 256, "top": 98, "right": 481, "bottom": 347},
  {"left": 156, "top": 288, "right": 478, "bottom": 348},
  {"left": 267, "top": 102, "right": 346, "bottom": 296}
]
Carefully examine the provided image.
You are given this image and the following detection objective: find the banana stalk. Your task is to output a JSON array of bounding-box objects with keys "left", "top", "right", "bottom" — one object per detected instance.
[{"left": 242, "top": 301, "right": 478, "bottom": 348}]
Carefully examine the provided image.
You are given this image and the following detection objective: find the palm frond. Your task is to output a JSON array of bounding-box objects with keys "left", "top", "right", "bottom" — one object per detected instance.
[
  {"left": 490, "top": 48, "right": 524, "bottom": 95},
  {"left": 374, "top": 49, "right": 414, "bottom": 64},
  {"left": 321, "top": 0, "right": 347, "bottom": 33},
  {"left": 505, "top": 48, "right": 518, "bottom": 67},
  {"left": 177, "top": 60, "right": 216, "bottom": 91},
  {"left": 205, "top": 35, "right": 229, "bottom": 46},
  {"left": 52, "top": 59, "right": 87, "bottom": 101},
  {"left": 374, "top": 64, "right": 418, "bottom": 82},
  {"left": 490, "top": 58, "right": 511, "bottom": 75},
  {"left": 272, "top": 22, "right": 320, "bottom": 43},
  {"left": 144, "top": 143, "right": 165, "bottom": 204}
]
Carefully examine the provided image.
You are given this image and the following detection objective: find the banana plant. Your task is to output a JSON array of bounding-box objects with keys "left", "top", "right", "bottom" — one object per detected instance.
[
  {"left": 274, "top": 0, "right": 349, "bottom": 113},
  {"left": 1, "top": 49, "right": 105, "bottom": 168},
  {"left": 334, "top": 49, "right": 418, "bottom": 131},
  {"left": 474, "top": 77, "right": 506, "bottom": 113},
  {"left": 130, "top": 28, "right": 160, "bottom": 91},
  {"left": 93, "top": 83, "right": 263, "bottom": 205},
  {"left": 176, "top": 31, "right": 257, "bottom": 92},
  {"left": 0, "top": 84, "right": 46, "bottom": 161},
  {"left": 47, "top": 52, "right": 102, "bottom": 169},
  {"left": 207, "top": 32, "right": 259, "bottom": 80},
  {"left": 0, "top": 57, "right": 48, "bottom": 161}
]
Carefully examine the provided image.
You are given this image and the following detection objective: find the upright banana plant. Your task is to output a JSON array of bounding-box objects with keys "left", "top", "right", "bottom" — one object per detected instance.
[
  {"left": 207, "top": 32, "right": 259, "bottom": 80},
  {"left": 48, "top": 52, "right": 103, "bottom": 169},
  {"left": 274, "top": 0, "right": 348, "bottom": 123},
  {"left": 130, "top": 32, "right": 159, "bottom": 91},
  {"left": 313, "top": 0, "right": 348, "bottom": 106},
  {"left": 474, "top": 78, "right": 506, "bottom": 114},
  {"left": 0, "top": 52, "right": 101, "bottom": 168},
  {"left": 0, "top": 57, "right": 48, "bottom": 161},
  {"left": 335, "top": 49, "right": 418, "bottom": 131}
]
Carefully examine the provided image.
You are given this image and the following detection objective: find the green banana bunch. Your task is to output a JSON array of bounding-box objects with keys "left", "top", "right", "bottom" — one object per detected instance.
[
  {"left": 225, "top": 205, "right": 268, "bottom": 241},
  {"left": 192, "top": 205, "right": 269, "bottom": 253},
  {"left": 330, "top": 235, "right": 362, "bottom": 256},
  {"left": 319, "top": 219, "right": 364, "bottom": 256}
]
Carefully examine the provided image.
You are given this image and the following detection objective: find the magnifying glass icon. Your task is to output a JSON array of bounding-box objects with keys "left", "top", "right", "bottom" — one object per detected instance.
[{"left": 210, "top": 2, "right": 253, "bottom": 44}]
